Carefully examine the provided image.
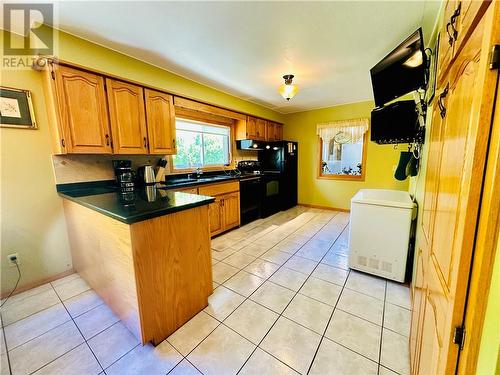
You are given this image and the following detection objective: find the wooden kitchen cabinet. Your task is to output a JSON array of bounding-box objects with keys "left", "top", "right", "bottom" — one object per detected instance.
[
  {"left": 266, "top": 121, "right": 283, "bottom": 141},
  {"left": 208, "top": 197, "right": 224, "bottom": 234},
  {"left": 437, "top": 0, "right": 489, "bottom": 85},
  {"left": 255, "top": 118, "right": 266, "bottom": 140},
  {"left": 45, "top": 64, "right": 113, "bottom": 154},
  {"left": 198, "top": 181, "right": 240, "bottom": 236},
  {"left": 222, "top": 192, "right": 240, "bottom": 229},
  {"left": 238, "top": 116, "right": 266, "bottom": 140},
  {"left": 106, "top": 79, "right": 149, "bottom": 154},
  {"left": 144, "top": 89, "right": 176, "bottom": 155},
  {"left": 236, "top": 116, "right": 283, "bottom": 141}
]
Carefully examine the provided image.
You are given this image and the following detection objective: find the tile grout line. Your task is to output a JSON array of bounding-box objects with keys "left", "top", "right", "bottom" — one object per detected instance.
[
  {"left": 0, "top": 285, "right": 101, "bottom": 329},
  {"left": 233, "top": 213, "right": 349, "bottom": 374},
  {"left": 304, "top": 251, "right": 354, "bottom": 374},
  {"left": 377, "top": 280, "right": 388, "bottom": 375},
  {"left": 3, "top": 297, "right": 112, "bottom": 355},
  {"left": 168, "top": 209, "right": 331, "bottom": 374},
  {"left": 0, "top": 311, "right": 13, "bottom": 375},
  {"left": 217, "top": 227, "right": 390, "bottom": 368},
  {"left": 33, "top": 282, "right": 108, "bottom": 374}
]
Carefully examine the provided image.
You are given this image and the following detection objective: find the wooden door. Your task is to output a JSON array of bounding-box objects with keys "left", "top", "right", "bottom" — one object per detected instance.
[
  {"left": 454, "top": 0, "right": 490, "bottom": 52},
  {"left": 246, "top": 116, "right": 258, "bottom": 139},
  {"left": 208, "top": 197, "right": 223, "bottom": 236},
  {"left": 414, "top": 7, "right": 498, "bottom": 373},
  {"left": 437, "top": 0, "right": 460, "bottom": 84},
  {"left": 410, "top": 245, "right": 428, "bottom": 374},
  {"left": 144, "top": 89, "right": 176, "bottom": 155},
  {"left": 223, "top": 192, "right": 240, "bottom": 230},
  {"left": 106, "top": 79, "right": 148, "bottom": 154},
  {"left": 53, "top": 65, "right": 112, "bottom": 154},
  {"left": 421, "top": 91, "right": 448, "bottom": 246}
]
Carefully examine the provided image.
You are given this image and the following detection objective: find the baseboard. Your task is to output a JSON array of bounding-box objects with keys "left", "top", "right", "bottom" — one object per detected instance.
[
  {"left": 1, "top": 269, "right": 75, "bottom": 299},
  {"left": 299, "top": 203, "right": 350, "bottom": 212}
]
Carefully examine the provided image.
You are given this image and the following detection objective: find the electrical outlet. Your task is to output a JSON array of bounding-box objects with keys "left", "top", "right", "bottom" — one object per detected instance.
[{"left": 7, "top": 253, "right": 19, "bottom": 267}]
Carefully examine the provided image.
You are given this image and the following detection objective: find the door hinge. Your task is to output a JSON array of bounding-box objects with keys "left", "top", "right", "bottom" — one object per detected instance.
[
  {"left": 453, "top": 326, "right": 466, "bottom": 350},
  {"left": 490, "top": 45, "right": 500, "bottom": 70},
  {"left": 50, "top": 70, "right": 55, "bottom": 80}
]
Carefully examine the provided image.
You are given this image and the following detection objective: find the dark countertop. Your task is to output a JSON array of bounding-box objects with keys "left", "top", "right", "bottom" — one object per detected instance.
[
  {"left": 57, "top": 181, "right": 215, "bottom": 224},
  {"left": 161, "top": 174, "right": 240, "bottom": 189}
]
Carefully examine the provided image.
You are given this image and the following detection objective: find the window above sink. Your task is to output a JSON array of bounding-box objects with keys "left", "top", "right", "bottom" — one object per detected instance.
[{"left": 172, "top": 118, "right": 232, "bottom": 172}]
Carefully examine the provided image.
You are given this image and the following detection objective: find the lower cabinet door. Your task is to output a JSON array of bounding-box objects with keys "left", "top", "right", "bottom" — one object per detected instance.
[
  {"left": 208, "top": 197, "right": 223, "bottom": 236},
  {"left": 223, "top": 192, "right": 240, "bottom": 230}
]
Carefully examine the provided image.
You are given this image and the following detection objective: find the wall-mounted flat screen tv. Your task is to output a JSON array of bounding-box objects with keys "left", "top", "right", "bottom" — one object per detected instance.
[{"left": 370, "top": 28, "right": 427, "bottom": 108}]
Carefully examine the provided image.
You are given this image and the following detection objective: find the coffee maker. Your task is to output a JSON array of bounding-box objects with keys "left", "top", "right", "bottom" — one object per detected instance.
[{"left": 112, "top": 160, "right": 135, "bottom": 193}]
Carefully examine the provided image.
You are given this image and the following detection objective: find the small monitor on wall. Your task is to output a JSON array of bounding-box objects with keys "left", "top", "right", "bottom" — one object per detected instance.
[
  {"left": 370, "top": 28, "right": 427, "bottom": 108},
  {"left": 371, "top": 100, "right": 419, "bottom": 144}
]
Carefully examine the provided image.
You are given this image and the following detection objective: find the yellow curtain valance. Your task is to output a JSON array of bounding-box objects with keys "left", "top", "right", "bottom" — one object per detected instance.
[{"left": 317, "top": 118, "right": 369, "bottom": 144}]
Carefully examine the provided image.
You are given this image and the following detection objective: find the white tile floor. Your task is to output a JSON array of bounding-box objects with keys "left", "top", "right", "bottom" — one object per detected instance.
[{"left": 0, "top": 206, "right": 412, "bottom": 375}]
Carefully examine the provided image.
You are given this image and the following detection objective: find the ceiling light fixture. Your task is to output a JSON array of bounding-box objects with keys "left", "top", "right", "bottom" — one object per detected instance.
[{"left": 279, "top": 74, "right": 298, "bottom": 101}]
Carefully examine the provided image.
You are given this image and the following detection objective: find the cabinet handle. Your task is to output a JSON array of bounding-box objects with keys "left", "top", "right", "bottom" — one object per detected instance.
[
  {"left": 105, "top": 134, "right": 110, "bottom": 146},
  {"left": 438, "top": 83, "right": 449, "bottom": 119},
  {"left": 446, "top": 5, "right": 461, "bottom": 46},
  {"left": 450, "top": 4, "right": 461, "bottom": 40},
  {"left": 446, "top": 22, "right": 454, "bottom": 46},
  {"left": 143, "top": 137, "right": 147, "bottom": 148}
]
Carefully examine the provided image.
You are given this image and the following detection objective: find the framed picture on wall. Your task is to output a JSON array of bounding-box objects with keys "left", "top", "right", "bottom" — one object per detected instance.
[
  {"left": 426, "top": 34, "right": 439, "bottom": 105},
  {"left": 0, "top": 87, "right": 37, "bottom": 129}
]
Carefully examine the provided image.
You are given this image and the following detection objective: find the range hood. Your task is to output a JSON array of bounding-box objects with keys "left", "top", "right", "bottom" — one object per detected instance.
[{"left": 236, "top": 140, "right": 265, "bottom": 150}]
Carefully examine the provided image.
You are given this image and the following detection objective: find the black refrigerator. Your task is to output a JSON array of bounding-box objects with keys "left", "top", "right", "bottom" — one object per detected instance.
[{"left": 258, "top": 141, "right": 298, "bottom": 216}]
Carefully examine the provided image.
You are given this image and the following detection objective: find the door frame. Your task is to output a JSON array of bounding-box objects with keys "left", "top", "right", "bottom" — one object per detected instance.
[{"left": 457, "top": 65, "right": 500, "bottom": 374}]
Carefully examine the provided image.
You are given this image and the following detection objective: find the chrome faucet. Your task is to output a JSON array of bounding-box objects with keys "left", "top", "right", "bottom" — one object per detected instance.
[{"left": 194, "top": 167, "right": 203, "bottom": 178}]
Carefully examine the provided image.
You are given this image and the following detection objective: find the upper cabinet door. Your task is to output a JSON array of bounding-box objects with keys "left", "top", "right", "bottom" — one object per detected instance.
[
  {"left": 266, "top": 121, "right": 275, "bottom": 141},
  {"left": 255, "top": 118, "right": 266, "bottom": 140},
  {"left": 246, "top": 116, "right": 258, "bottom": 138},
  {"left": 144, "top": 89, "right": 176, "bottom": 155},
  {"left": 275, "top": 123, "right": 283, "bottom": 141},
  {"left": 54, "top": 65, "right": 112, "bottom": 154},
  {"left": 106, "top": 79, "right": 148, "bottom": 154}
]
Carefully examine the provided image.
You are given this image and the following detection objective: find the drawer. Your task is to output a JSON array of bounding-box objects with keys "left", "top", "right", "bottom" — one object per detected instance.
[{"left": 198, "top": 181, "right": 239, "bottom": 196}]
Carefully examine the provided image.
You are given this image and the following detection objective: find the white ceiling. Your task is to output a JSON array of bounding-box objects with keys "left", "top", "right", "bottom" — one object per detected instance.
[{"left": 54, "top": 1, "right": 441, "bottom": 114}]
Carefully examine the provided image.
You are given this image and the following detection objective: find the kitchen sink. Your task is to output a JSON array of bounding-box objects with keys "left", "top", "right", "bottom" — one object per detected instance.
[{"left": 164, "top": 175, "right": 233, "bottom": 185}]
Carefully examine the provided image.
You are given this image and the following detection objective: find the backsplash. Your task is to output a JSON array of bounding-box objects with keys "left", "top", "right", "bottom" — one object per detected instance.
[
  {"left": 52, "top": 154, "right": 162, "bottom": 184},
  {"left": 233, "top": 149, "right": 258, "bottom": 163},
  {"left": 52, "top": 149, "right": 257, "bottom": 184}
]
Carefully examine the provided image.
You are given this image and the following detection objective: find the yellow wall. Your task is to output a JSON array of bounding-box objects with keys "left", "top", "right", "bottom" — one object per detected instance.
[
  {"left": 0, "top": 29, "right": 284, "bottom": 294},
  {"left": 1, "top": 65, "right": 73, "bottom": 293},
  {"left": 476, "top": 234, "right": 500, "bottom": 375},
  {"left": 283, "top": 101, "right": 409, "bottom": 210}
]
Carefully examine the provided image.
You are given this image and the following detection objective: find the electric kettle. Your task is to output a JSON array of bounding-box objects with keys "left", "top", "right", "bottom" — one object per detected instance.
[{"left": 137, "top": 165, "right": 156, "bottom": 185}]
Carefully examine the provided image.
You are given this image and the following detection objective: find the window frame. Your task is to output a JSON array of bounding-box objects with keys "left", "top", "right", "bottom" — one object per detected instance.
[
  {"left": 316, "top": 133, "right": 368, "bottom": 181},
  {"left": 169, "top": 117, "right": 234, "bottom": 173}
]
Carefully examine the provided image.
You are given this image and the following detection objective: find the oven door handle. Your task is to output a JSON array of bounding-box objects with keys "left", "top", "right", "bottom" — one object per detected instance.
[{"left": 241, "top": 177, "right": 261, "bottom": 182}]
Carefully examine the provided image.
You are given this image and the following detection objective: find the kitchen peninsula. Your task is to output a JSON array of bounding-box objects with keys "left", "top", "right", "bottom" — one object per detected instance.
[{"left": 58, "top": 182, "right": 214, "bottom": 345}]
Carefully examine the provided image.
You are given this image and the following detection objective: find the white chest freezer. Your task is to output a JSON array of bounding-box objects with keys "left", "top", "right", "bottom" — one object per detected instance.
[{"left": 348, "top": 189, "right": 417, "bottom": 282}]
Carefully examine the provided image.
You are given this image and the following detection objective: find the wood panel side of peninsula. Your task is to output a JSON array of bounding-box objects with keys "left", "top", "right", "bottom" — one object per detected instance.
[{"left": 63, "top": 199, "right": 213, "bottom": 345}]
